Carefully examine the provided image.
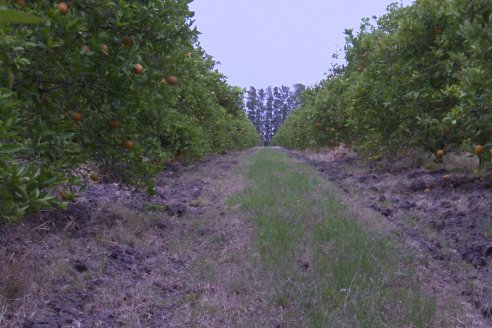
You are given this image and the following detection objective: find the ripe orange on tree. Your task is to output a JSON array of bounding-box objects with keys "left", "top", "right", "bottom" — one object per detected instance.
[
  {"left": 122, "top": 35, "right": 133, "bottom": 47},
  {"left": 122, "top": 139, "right": 134, "bottom": 150},
  {"left": 133, "top": 64, "right": 143, "bottom": 74},
  {"left": 108, "top": 120, "right": 119, "bottom": 129},
  {"left": 474, "top": 145, "right": 484, "bottom": 155},
  {"left": 72, "top": 112, "right": 82, "bottom": 122},
  {"left": 58, "top": 2, "right": 69, "bottom": 14},
  {"left": 166, "top": 75, "right": 178, "bottom": 85}
]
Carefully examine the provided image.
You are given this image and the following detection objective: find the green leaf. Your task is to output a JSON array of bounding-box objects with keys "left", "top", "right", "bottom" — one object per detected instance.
[
  {"left": 0, "top": 9, "right": 45, "bottom": 25},
  {"left": 0, "top": 88, "right": 13, "bottom": 98},
  {"left": 6, "top": 67, "right": 14, "bottom": 89},
  {"left": 0, "top": 144, "right": 24, "bottom": 154}
]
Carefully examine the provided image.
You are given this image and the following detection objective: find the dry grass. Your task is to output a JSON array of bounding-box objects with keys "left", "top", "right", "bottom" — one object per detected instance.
[{"left": 0, "top": 149, "right": 266, "bottom": 327}]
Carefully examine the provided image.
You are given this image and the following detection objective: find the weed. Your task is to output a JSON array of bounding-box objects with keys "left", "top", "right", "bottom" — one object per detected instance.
[{"left": 144, "top": 202, "right": 168, "bottom": 212}]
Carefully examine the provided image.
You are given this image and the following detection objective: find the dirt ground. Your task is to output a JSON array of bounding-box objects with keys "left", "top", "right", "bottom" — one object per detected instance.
[
  {"left": 1, "top": 146, "right": 492, "bottom": 327},
  {"left": 281, "top": 147, "right": 492, "bottom": 325},
  {"left": 0, "top": 149, "right": 261, "bottom": 328}
]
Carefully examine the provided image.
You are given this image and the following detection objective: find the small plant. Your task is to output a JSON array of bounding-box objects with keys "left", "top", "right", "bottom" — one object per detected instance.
[{"left": 144, "top": 202, "right": 168, "bottom": 212}]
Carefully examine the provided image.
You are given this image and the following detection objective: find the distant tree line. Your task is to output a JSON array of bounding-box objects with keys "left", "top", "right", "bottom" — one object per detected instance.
[{"left": 245, "top": 84, "right": 305, "bottom": 145}]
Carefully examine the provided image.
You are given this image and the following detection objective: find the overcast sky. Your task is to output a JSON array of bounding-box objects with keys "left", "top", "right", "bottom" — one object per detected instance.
[{"left": 189, "top": 0, "right": 413, "bottom": 89}]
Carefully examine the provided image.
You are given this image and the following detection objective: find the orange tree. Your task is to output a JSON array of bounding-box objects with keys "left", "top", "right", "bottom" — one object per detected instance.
[
  {"left": 273, "top": 0, "right": 491, "bottom": 164},
  {"left": 0, "top": 1, "right": 260, "bottom": 222}
]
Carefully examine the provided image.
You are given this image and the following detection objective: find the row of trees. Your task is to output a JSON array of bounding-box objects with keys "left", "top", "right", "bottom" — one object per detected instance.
[
  {"left": 273, "top": 0, "right": 491, "bottom": 166},
  {"left": 245, "top": 84, "right": 304, "bottom": 145},
  {"left": 0, "top": 1, "right": 260, "bottom": 222}
]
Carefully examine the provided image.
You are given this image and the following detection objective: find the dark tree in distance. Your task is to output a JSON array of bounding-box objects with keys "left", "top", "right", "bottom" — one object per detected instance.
[
  {"left": 244, "top": 84, "right": 305, "bottom": 145},
  {"left": 263, "top": 87, "right": 274, "bottom": 144},
  {"left": 291, "top": 83, "right": 306, "bottom": 109},
  {"left": 272, "top": 87, "right": 283, "bottom": 137},
  {"left": 280, "top": 85, "right": 292, "bottom": 124},
  {"left": 257, "top": 88, "right": 266, "bottom": 141},
  {"left": 245, "top": 87, "right": 260, "bottom": 134}
]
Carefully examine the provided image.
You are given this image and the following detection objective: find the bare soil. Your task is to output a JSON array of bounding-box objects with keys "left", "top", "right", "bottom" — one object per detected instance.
[
  {"left": 281, "top": 147, "right": 492, "bottom": 326},
  {"left": 0, "top": 149, "right": 260, "bottom": 328}
]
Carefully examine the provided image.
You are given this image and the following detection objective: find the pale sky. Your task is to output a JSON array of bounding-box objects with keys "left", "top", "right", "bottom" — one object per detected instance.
[{"left": 189, "top": 0, "right": 413, "bottom": 88}]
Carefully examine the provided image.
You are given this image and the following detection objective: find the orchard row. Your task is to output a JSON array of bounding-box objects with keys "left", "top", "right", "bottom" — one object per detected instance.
[
  {"left": 0, "top": 1, "right": 261, "bottom": 222},
  {"left": 273, "top": 0, "right": 491, "bottom": 166}
]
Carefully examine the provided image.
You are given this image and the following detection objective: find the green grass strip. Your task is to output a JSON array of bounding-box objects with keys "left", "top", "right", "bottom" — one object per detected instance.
[{"left": 232, "top": 149, "right": 436, "bottom": 327}]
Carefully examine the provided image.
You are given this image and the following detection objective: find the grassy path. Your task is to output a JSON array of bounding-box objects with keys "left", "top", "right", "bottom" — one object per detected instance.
[{"left": 226, "top": 148, "right": 436, "bottom": 327}]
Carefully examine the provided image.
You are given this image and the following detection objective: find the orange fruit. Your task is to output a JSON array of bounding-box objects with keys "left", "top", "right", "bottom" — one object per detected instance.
[
  {"left": 436, "top": 149, "right": 444, "bottom": 158},
  {"left": 122, "top": 139, "right": 134, "bottom": 150},
  {"left": 474, "top": 145, "right": 484, "bottom": 155},
  {"left": 122, "top": 35, "right": 133, "bottom": 47},
  {"left": 133, "top": 64, "right": 143, "bottom": 74},
  {"left": 72, "top": 112, "right": 82, "bottom": 122},
  {"left": 58, "top": 2, "right": 68, "bottom": 14},
  {"left": 90, "top": 174, "right": 99, "bottom": 182},
  {"left": 166, "top": 75, "right": 178, "bottom": 85},
  {"left": 108, "top": 120, "right": 119, "bottom": 129}
]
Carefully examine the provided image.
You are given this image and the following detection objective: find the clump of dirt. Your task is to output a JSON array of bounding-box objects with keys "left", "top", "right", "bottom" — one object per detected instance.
[
  {"left": 0, "top": 149, "right": 258, "bottom": 327},
  {"left": 283, "top": 148, "right": 492, "bottom": 322}
]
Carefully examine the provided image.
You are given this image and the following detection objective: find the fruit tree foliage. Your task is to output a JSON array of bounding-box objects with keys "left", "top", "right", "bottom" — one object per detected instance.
[
  {"left": 272, "top": 0, "right": 492, "bottom": 165},
  {"left": 0, "top": 0, "right": 260, "bottom": 222}
]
